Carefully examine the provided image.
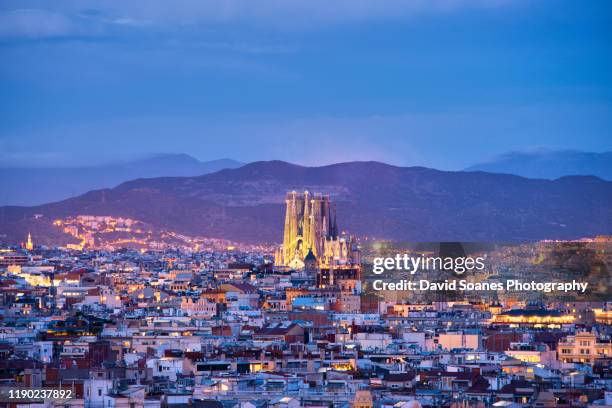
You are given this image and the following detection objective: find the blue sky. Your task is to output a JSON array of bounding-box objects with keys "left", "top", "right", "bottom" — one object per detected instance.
[{"left": 0, "top": 0, "right": 610, "bottom": 169}]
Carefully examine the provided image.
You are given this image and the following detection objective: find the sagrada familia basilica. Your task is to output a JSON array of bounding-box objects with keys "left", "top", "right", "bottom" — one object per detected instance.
[{"left": 275, "top": 190, "right": 361, "bottom": 269}]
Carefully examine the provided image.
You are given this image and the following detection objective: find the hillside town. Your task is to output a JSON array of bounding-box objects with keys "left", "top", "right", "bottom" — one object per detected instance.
[{"left": 0, "top": 194, "right": 610, "bottom": 407}]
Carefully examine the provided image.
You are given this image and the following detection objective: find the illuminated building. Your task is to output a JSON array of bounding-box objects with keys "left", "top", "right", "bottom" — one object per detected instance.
[
  {"left": 504, "top": 342, "right": 557, "bottom": 366},
  {"left": 492, "top": 308, "right": 575, "bottom": 328},
  {"left": 275, "top": 191, "right": 360, "bottom": 269},
  {"left": 0, "top": 250, "right": 28, "bottom": 267},
  {"left": 25, "top": 233, "right": 33, "bottom": 251},
  {"left": 317, "top": 266, "right": 361, "bottom": 291},
  {"left": 558, "top": 331, "right": 611, "bottom": 364},
  {"left": 437, "top": 332, "right": 482, "bottom": 351},
  {"left": 18, "top": 271, "right": 52, "bottom": 287},
  {"left": 594, "top": 309, "right": 612, "bottom": 324}
]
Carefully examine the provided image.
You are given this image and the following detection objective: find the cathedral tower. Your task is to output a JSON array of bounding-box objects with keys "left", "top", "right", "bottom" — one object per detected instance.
[
  {"left": 280, "top": 191, "right": 336, "bottom": 268},
  {"left": 25, "top": 232, "right": 33, "bottom": 251},
  {"left": 277, "top": 190, "right": 358, "bottom": 269}
]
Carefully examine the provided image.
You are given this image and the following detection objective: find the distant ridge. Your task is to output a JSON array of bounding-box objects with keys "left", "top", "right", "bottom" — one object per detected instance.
[
  {"left": 0, "top": 154, "right": 244, "bottom": 206},
  {"left": 465, "top": 150, "right": 612, "bottom": 180},
  {"left": 1, "top": 160, "right": 611, "bottom": 245}
]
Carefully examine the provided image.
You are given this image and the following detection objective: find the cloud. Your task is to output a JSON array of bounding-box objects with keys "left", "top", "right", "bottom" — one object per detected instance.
[
  {"left": 0, "top": 0, "right": 514, "bottom": 35},
  {"left": 0, "top": 9, "right": 76, "bottom": 38},
  {"left": 90, "top": 0, "right": 510, "bottom": 25},
  {"left": 111, "top": 17, "right": 152, "bottom": 27},
  {"left": 0, "top": 8, "right": 110, "bottom": 39}
]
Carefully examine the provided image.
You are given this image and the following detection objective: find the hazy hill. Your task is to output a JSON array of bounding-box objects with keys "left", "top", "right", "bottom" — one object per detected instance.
[
  {"left": 0, "top": 154, "right": 244, "bottom": 206},
  {"left": 466, "top": 150, "right": 612, "bottom": 180}
]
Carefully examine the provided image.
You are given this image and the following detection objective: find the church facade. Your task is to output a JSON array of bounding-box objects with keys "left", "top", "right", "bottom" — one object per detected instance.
[{"left": 275, "top": 190, "right": 360, "bottom": 269}]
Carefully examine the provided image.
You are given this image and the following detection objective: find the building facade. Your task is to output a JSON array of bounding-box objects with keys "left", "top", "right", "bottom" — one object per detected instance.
[{"left": 275, "top": 191, "right": 359, "bottom": 269}]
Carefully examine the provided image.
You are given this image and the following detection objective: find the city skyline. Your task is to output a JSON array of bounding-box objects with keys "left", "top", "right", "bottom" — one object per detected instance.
[
  {"left": 0, "top": 2, "right": 611, "bottom": 407},
  {"left": 0, "top": 191, "right": 609, "bottom": 406}
]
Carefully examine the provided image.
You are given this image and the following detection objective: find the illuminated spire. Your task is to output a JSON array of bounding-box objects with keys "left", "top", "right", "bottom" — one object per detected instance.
[{"left": 25, "top": 232, "right": 33, "bottom": 251}]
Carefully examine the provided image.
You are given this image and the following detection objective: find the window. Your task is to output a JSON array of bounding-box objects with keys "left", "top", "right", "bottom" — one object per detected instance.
[{"left": 98, "top": 389, "right": 102, "bottom": 397}]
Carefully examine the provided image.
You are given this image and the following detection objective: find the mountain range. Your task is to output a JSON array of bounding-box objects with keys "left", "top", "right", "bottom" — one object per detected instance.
[
  {"left": 0, "top": 154, "right": 244, "bottom": 206},
  {"left": 1, "top": 160, "right": 611, "bottom": 245},
  {"left": 466, "top": 150, "right": 612, "bottom": 180},
  {"left": 4, "top": 150, "right": 609, "bottom": 208}
]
